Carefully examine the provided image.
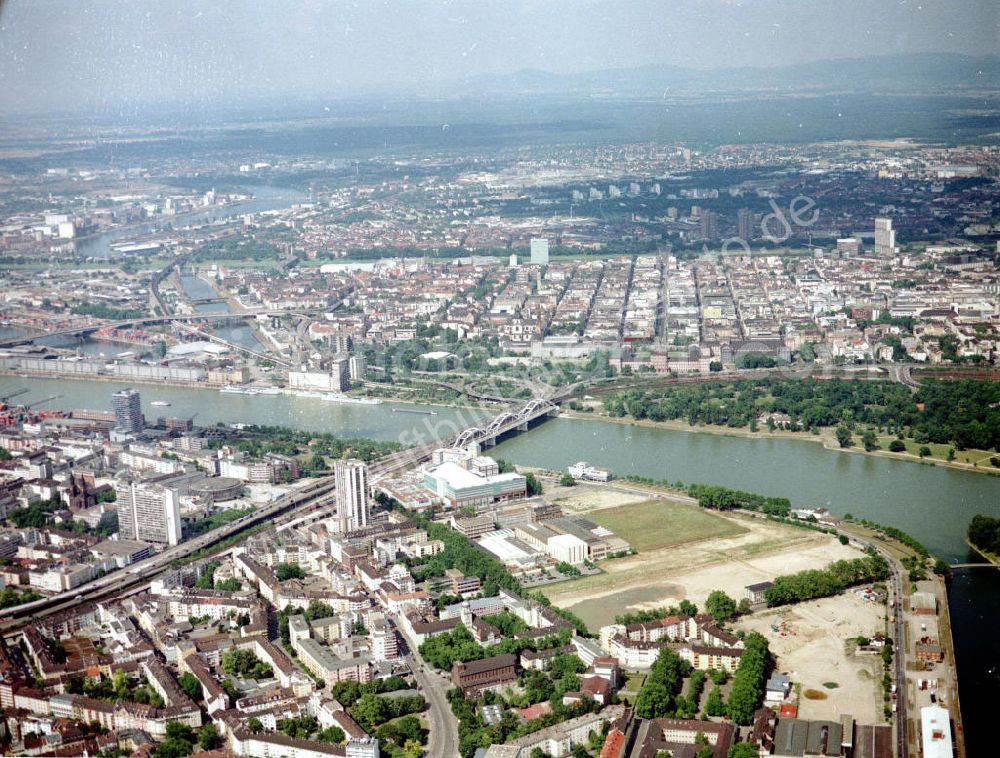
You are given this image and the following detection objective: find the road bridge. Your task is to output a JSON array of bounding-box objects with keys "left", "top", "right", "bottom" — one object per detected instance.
[
  {"left": 172, "top": 320, "right": 294, "bottom": 368},
  {"left": 369, "top": 397, "right": 560, "bottom": 481}
]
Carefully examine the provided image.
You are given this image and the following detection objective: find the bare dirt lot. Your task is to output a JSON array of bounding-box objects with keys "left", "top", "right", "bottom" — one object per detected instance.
[
  {"left": 552, "top": 486, "right": 653, "bottom": 513},
  {"left": 544, "top": 513, "right": 861, "bottom": 629},
  {"left": 739, "top": 592, "right": 887, "bottom": 724}
]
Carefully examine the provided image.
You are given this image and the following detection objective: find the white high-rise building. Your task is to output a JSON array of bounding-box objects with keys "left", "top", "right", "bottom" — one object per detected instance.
[
  {"left": 348, "top": 354, "right": 367, "bottom": 382},
  {"left": 530, "top": 238, "right": 549, "bottom": 265},
  {"left": 118, "top": 480, "right": 182, "bottom": 546},
  {"left": 111, "top": 388, "right": 144, "bottom": 434},
  {"left": 874, "top": 217, "right": 898, "bottom": 257},
  {"left": 371, "top": 619, "right": 399, "bottom": 661},
  {"left": 335, "top": 459, "right": 369, "bottom": 532}
]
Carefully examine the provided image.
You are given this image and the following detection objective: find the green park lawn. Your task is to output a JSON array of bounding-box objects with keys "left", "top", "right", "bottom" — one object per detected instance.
[{"left": 588, "top": 498, "right": 746, "bottom": 553}]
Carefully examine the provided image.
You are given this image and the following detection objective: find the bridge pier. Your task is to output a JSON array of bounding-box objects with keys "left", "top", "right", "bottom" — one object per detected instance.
[{"left": 517, "top": 421, "right": 529, "bottom": 432}]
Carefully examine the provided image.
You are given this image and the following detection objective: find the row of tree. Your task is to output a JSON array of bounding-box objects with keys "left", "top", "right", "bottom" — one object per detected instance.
[
  {"left": 634, "top": 647, "right": 688, "bottom": 718},
  {"left": 686, "top": 483, "right": 792, "bottom": 517},
  {"left": 726, "top": 632, "right": 771, "bottom": 725},
  {"left": 764, "top": 554, "right": 889, "bottom": 606}
]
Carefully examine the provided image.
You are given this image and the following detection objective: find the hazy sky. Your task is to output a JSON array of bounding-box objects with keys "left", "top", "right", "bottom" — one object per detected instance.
[{"left": 1, "top": 0, "right": 997, "bottom": 114}]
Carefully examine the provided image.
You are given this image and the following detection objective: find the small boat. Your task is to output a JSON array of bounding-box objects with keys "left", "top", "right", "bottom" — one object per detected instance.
[
  {"left": 321, "top": 394, "right": 381, "bottom": 405},
  {"left": 392, "top": 407, "right": 437, "bottom": 415},
  {"left": 150, "top": 400, "right": 171, "bottom": 407},
  {"left": 220, "top": 385, "right": 259, "bottom": 395}
]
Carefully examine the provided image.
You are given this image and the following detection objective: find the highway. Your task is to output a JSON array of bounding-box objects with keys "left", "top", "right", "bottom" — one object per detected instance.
[{"left": 1, "top": 475, "right": 337, "bottom": 633}]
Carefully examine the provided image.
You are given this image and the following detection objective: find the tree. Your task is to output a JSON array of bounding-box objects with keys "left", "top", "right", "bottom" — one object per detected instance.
[
  {"left": 705, "top": 685, "right": 727, "bottom": 717},
  {"left": 678, "top": 599, "right": 698, "bottom": 617},
  {"left": 726, "top": 633, "right": 770, "bottom": 725},
  {"left": 729, "top": 744, "right": 760, "bottom": 758},
  {"left": 836, "top": 424, "right": 853, "bottom": 448},
  {"left": 634, "top": 647, "right": 685, "bottom": 718},
  {"left": 179, "top": 671, "right": 200, "bottom": 700},
  {"left": 165, "top": 722, "right": 195, "bottom": 743},
  {"left": 888, "top": 439, "right": 906, "bottom": 452},
  {"left": 525, "top": 472, "right": 543, "bottom": 496},
  {"left": 705, "top": 590, "right": 738, "bottom": 622},
  {"left": 317, "top": 725, "right": 346, "bottom": 744},
  {"left": 221, "top": 648, "right": 273, "bottom": 679},
  {"left": 247, "top": 717, "right": 264, "bottom": 734},
  {"left": 351, "top": 693, "right": 392, "bottom": 729},
  {"left": 919, "top": 445, "right": 932, "bottom": 459},
  {"left": 559, "top": 473, "right": 577, "bottom": 487},
  {"left": 112, "top": 669, "right": 129, "bottom": 699},
  {"left": 862, "top": 430, "right": 878, "bottom": 452},
  {"left": 275, "top": 563, "right": 306, "bottom": 581},
  {"left": 198, "top": 723, "right": 221, "bottom": 750}
]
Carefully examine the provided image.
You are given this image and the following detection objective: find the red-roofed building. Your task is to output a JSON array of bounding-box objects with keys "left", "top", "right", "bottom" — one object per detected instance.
[
  {"left": 600, "top": 727, "right": 627, "bottom": 758},
  {"left": 581, "top": 675, "right": 612, "bottom": 704},
  {"left": 780, "top": 703, "right": 799, "bottom": 719},
  {"left": 519, "top": 701, "right": 553, "bottom": 722}
]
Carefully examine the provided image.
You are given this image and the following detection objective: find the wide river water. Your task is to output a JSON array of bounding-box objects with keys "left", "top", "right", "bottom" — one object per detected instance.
[
  {"left": 492, "top": 416, "right": 999, "bottom": 755},
  {"left": 1, "top": 377, "right": 997, "bottom": 752}
]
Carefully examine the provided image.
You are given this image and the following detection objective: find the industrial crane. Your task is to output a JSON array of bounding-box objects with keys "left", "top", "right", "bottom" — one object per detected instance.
[
  {"left": 0, "top": 388, "right": 28, "bottom": 402},
  {"left": 26, "top": 394, "right": 64, "bottom": 409}
]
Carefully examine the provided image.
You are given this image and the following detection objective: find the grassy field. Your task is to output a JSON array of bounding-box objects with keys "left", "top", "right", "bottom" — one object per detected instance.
[
  {"left": 619, "top": 673, "right": 646, "bottom": 704},
  {"left": 875, "top": 435, "right": 996, "bottom": 466},
  {"left": 588, "top": 499, "right": 746, "bottom": 553}
]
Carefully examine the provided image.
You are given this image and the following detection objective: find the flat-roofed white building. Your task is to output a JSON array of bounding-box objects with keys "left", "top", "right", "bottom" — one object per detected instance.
[{"left": 921, "top": 705, "right": 952, "bottom": 758}]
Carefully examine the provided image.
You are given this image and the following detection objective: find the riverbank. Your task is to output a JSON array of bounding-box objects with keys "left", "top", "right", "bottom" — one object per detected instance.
[
  {"left": 938, "top": 575, "right": 968, "bottom": 758},
  {"left": 0, "top": 368, "right": 493, "bottom": 412},
  {"left": 560, "top": 409, "right": 1000, "bottom": 477},
  {"left": 965, "top": 540, "right": 1000, "bottom": 567}
]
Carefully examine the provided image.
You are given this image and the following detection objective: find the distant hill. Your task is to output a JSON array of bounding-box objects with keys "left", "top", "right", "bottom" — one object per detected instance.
[{"left": 463, "top": 53, "right": 1000, "bottom": 96}]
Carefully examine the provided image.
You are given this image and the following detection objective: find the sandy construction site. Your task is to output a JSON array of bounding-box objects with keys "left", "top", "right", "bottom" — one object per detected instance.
[{"left": 739, "top": 592, "right": 888, "bottom": 724}]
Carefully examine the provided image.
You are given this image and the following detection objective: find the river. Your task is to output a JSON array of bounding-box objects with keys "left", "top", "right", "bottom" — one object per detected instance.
[
  {"left": 491, "top": 415, "right": 1000, "bottom": 756},
  {"left": 2, "top": 378, "right": 997, "bottom": 751},
  {"left": 0, "top": 376, "right": 485, "bottom": 444},
  {"left": 73, "top": 184, "right": 308, "bottom": 259}
]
